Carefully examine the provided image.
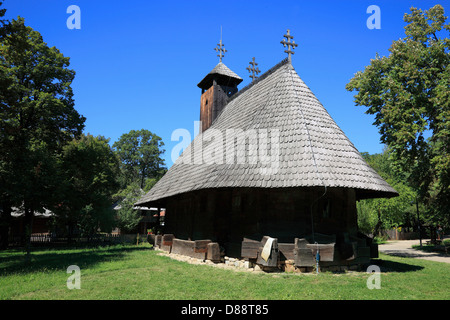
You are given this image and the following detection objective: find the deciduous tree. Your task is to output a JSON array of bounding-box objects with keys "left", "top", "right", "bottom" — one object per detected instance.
[
  {"left": 113, "top": 129, "right": 166, "bottom": 189},
  {"left": 358, "top": 150, "right": 416, "bottom": 236},
  {"left": 56, "top": 134, "right": 120, "bottom": 237},
  {"left": 347, "top": 5, "right": 450, "bottom": 226},
  {"left": 0, "top": 15, "right": 85, "bottom": 249},
  {"left": 113, "top": 182, "right": 144, "bottom": 234}
]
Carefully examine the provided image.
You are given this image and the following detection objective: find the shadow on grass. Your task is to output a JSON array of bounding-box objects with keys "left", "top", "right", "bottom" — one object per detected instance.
[
  {"left": 412, "top": 245, "right": 450, "bottom": 256},
  {"left": 0, "top": 245, "right": 152, "bottom": 276},
  {"left": 1, "top": 246, "right": 428, "bottom": 277},
  {"left": 371, "top": 258, "right": 424, "bottom": 273}
]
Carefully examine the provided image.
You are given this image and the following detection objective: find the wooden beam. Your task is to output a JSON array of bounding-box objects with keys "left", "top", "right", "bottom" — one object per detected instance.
[
  {"left": 241, "top": 239, "right": 260, "bottom": 259},
  {"left": 278, "top": 243, "right": 295, "bottom": 260},
  {"left": 306, "top": 243, "right": 335, "bottom": 262},
  {"left": 194, "top": 240, "right": 211, "bottom": 253},
  {"left": 206, "top": 242, "right": 221, "bottom": 262},
  {"left": 171, "top": 238, "right": 206, "bottom": 260},
  {"left": 256, "top": 237, "right": 279, "bottom": 267},
  {"left": 294, "top": 248, "right": 315, "bottom": 267}
]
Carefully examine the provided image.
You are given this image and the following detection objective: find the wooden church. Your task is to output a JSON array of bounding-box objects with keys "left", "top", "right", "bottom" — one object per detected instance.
[{"left": 136, "top": 31, "right": 398, "bottom": 271}]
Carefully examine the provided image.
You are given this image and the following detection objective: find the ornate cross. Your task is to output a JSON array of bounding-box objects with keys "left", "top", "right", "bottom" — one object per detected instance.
[
  {"left": 280, "top": 29, "right": 298, "bottom": 62},
  {"left": 246, "top": 57, "right": 261, "bottom": 82},
  {"left": 214, "top": 27, "right": 227, "bottom": 62}
]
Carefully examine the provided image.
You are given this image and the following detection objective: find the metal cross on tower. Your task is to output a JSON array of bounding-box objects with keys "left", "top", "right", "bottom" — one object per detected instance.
[
  {"left": 280, "top": 29, "right": 298, "bottom": 62},
  {"left": 246, "top": 57, "right": 261, "bottom": 82},
  {"left": 214, "top": 27, "right": 227, "bottom": 62}
]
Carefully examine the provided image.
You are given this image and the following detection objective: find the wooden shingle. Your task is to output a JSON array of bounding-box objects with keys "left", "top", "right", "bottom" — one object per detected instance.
[{"left": 136, "top": 59, "right": 397, "bottom": 207}]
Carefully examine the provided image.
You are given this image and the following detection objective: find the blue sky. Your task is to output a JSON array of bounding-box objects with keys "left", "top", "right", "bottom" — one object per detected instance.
[{"left": 3, "top": 0, "right": 446, "bottom": 168}]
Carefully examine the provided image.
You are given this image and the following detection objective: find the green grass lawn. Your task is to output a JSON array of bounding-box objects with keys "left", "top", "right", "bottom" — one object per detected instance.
[{"left": 1, "top": 243, "right": 449, "bottom": 300}]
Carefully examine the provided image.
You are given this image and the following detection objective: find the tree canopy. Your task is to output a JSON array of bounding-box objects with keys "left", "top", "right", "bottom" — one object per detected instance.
[
  {"left": 113, "top": 182, "right": 145, "bottom": 234},
  {"left": 0, "top": 17, "right": 85, "bottom": 203},
  {"left": 347, "top": 5, "right": 450, "bottom": 226},
  {"left": 55, "top": 134, "right": 120, "bottom": 236},
  {"left": 358, "top": 150, "right": 416, "bottom": 236},
  {"left": 0, "top": 2, "right": 6, "bottom": 26},
  {"left": 111, "top": 129, "right": 167, "bottom": 234},
  {"left": 0, "top": 4, "right": 166, "bottom": 247},
  {"left": 0, "top": 14, "right": 86, "bottom": 249},
  {"left": 113, "top": 129, "right": 166, "bottom": 189}
]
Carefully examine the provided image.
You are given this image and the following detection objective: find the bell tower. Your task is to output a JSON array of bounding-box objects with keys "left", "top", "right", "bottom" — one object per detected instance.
[{"left": 197, "top": 35, "right": 242, "bottom": 132}]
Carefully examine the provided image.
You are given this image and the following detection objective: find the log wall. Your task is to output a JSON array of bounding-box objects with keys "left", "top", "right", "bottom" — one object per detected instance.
[{"left": 163, "top": 187, "right": 359, "bottom": 258}]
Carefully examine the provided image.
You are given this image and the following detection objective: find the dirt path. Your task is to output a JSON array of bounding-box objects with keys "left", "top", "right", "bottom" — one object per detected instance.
[{"left": 378, "top": 239, "right": 450, "bottom": 264}]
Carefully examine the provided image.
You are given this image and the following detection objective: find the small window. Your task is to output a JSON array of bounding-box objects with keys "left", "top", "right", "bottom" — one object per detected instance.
[{"left": 205, "top": 99, "right": 208, "bottom": 105}]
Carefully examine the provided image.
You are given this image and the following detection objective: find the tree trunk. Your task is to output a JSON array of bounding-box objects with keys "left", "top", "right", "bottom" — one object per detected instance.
[
  {"left": 24, "top": 203, "right": 34, "bottom": 263},
  {"left": 373, "top": 208, "right": 383, "bottom": 238},
  {"left": 0, "top": 200, "right": 12, "bottom": 249},
  {"left": 140, "top": 171, "right": 145, "bottom": 190}
]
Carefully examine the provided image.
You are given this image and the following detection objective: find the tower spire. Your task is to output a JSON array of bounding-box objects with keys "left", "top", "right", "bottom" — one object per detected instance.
[{"left": 214, "top": 26, "right": 227, "bottom": 62}]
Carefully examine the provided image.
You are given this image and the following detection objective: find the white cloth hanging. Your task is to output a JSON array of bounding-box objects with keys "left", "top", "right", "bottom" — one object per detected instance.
[{"left": 261, "top": 237, "right": 274, "bottom": 261}]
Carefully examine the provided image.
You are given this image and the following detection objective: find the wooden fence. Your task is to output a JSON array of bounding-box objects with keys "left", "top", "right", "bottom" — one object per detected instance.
[
  {"left": 382, "top": 229, "right": 420, "bottom": 240},
  {"left": 7, "top": 233, "right": 146, "bottom": 247}
]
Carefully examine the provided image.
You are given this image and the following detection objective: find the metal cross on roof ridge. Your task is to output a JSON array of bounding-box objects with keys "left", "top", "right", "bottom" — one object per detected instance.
[
  {"left": 280, "top": 29, "right": 298, "bottom": 63},
  {"left": 246, "top": 57, "right": 261, "bottom": 82},
  {"left": 214, "top": 27, "right": 227, "bottom": 62}
]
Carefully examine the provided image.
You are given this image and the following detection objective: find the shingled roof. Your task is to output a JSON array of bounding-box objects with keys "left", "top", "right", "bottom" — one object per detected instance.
[
  {"left": 197, "top": 62, "right": 243, "bottom": 90},
  {"left": 136, "top": 59, "right": 397, "bottom": 206}
]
